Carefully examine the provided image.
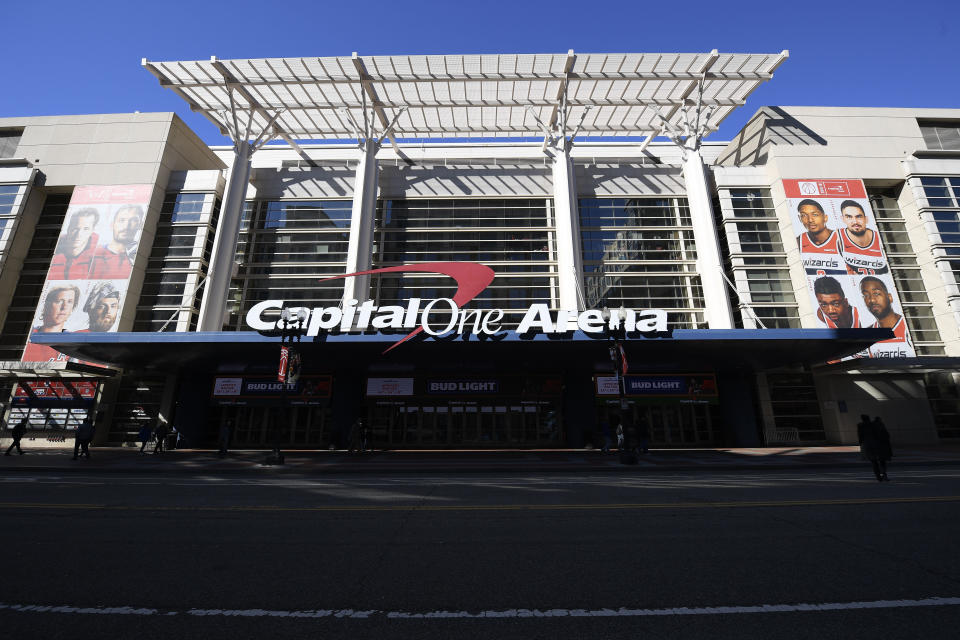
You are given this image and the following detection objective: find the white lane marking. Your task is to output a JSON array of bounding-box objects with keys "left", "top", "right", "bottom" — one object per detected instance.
[
  {"left": 1, "top": 597, "right": 958, "bottom": 620},
  {"left": 3, "top": 468, "right": 960, "bottom": 487}
]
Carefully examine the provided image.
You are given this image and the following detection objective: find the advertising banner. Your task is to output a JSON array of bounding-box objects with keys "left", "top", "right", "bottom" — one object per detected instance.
[
  {"left": 784, "top": 179, "right": 914, "bottom": 359},
  {"left": 426, "top": 380, "right": 500, "bottom": 394},
  {"left": 595, "top": 374, "right": 718, "bottom": 404},
  {"left": 12, "top": 380, "right": 98, "bottom": 407},
  {"left": 211, "top": 375, "right": 332, "bottom": 406},
  {"left": 366, "top": 378, "right": 415, "bottom": 397},
  {"left": 22, "top": 184, "right": 152, "bottom": 363}
]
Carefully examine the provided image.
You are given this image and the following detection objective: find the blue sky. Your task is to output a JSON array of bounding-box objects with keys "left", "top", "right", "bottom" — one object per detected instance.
[{"left": 2, "top": 0, "right": 956, "bottom": 144}]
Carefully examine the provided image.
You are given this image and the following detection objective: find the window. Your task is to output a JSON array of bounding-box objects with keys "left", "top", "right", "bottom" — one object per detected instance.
[
  {"left": 764, "top": 371, "right": 826, "bottom": 442},
  {"left": 917, "top": 178, "right": 960, "bottom": 286},
  {"left": 924, "top": 372, "right": 960, "bottom": 439},
  {"left": 375, "top": 199, "right": 556, "bottom": 328},
  {"left": 580, "top": 197, "right": 703, "bottom": 329},
  {"left": 720, "top": 189, "right": 799, "bottom": 329},
  {"left": 919, "top": 120, "right": 960, "bottom": 151},
  {"left": 134, "top": 191, "right": 220, "bottom": 332},
  {"left": 227, "top": 200, "right": 353, "bottom": 330},
  {"left": 0, "top": 130, "right": 22, "bottom": 158},
  {"left": 870, "top": 187, "right": 943, "bottom": 353},
  {"left": 0, "top": 194, "right": 70, "bottom": 360}
]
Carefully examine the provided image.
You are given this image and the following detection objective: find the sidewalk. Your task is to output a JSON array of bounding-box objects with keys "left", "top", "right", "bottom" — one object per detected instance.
[{"left": 3, "top": 445, "right": 960, "bottom": 474}]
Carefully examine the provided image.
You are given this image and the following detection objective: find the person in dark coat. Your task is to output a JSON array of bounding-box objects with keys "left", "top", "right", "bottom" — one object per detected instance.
[
  {"left": 359, "top": 418, "right": 370, "bottom": 453},
  {"left": 138, "top": 424, "right": 153, "bottom": 454},
  {"left": 871, "top": 416, "right": 892, "bottom": 481},
  {"left": 218, "top": 420, "right": 232, "bottom": 458},
  {"left": 5, "top": 418, "right": 27, "bottom": 456},
  {"left": 73, "top": 419, "right": 94, "bottom": 460},
  {"left": 153, "top": 422, "right": 169, "bottom": 454},
  {"left": 857, "top": 414, "right": 891, "bottom": 481},
  {"left": 637, "top": 414, "right": 650, "bottom": 454}
]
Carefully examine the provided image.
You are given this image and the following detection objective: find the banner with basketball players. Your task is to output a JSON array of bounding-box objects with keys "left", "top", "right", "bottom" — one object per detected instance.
[
  {"left": 22, "top": 184, "right": 152, "bottom": 363},
  {"left": 784, "top": 178, "right": 914, "bottom": 359}
]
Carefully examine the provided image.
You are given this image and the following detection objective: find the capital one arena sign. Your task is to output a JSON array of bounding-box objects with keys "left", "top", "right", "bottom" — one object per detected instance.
[{"left": 245, "top": 262, "right": 666, "bottom": 353}]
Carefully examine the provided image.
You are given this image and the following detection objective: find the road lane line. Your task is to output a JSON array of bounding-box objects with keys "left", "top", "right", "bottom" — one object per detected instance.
[
  {"left": 1, "top": 597, "right": 959, "bottom": 619},
  {"left": 1, "top": 495, "right": 959, "bottom": 512}
]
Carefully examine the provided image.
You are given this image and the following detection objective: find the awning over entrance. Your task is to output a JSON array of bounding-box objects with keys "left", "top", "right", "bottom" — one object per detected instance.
[
  {"left": 0, "top": 360, "right": 117, "bottom": 380},
  {"left": 32, "top": 328, "right": 892, "bottom": 374},
  {"left": 142, "top": 51, "right": 790, "bottom": 144}
]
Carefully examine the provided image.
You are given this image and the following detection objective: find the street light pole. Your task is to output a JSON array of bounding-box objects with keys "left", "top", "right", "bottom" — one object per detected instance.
[
  {"left": 603, "top": 306, "right": 632, "bottom": 462},
  {"left": 269, "top": 307, "right": 306, "bottom": 465}
]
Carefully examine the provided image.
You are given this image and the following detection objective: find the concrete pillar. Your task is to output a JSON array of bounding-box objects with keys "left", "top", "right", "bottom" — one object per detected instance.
[
  {"left": 198, "top": 143, "right": 252, "bottom": 331},
  {"left": 343, "top": 142, "right": 379, "bottom": 304},
  {"left": 552, "top": 146, "right": 585, "bottom": 312},
  {"left": 682, "top": 150, "right": 734, "bottom": 329}
]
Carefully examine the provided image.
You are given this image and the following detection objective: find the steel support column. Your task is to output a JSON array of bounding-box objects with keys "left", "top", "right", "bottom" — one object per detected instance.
[
  {"left": 683, "top": 150, "right": 734, "bottom": 329},
  {"left": 552, "top": 145, "right": 585, "bottom": 312},
  {"left": 343, "top": 141, "right": 379, "bottom": 305},
  {"left": 198, "top": 141, "right": 251, "bottom": 331}
]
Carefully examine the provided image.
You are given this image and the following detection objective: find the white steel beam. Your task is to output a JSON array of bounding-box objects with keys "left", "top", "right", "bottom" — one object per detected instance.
[
  {"left": 197, "top": 142, "right": 252, "bottom": 331},
  {"left": 552, "top": 146, "right": 585, "bottom": 313},
  {"left": 352, "top": 54, "right": 402, "bottom": 154},
  {"left": 343, "top": 141, "right": 379, "bottom": 306},
  {"left": 683, "top": 150, "right": 734, "bottom": 329}
]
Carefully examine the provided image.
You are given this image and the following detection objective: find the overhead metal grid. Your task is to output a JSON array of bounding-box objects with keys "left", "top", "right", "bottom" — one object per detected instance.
[{"left": 142, "top": 51, "right": 788, "bottom": 143}]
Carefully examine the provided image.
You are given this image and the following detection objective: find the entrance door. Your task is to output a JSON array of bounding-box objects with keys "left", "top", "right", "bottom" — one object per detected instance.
[
  {"left": 218, "top": 406, "right": 330, "bottom": 448},
  {"left": 367, "top": 400, "right": 562, "bottom": 448},
  {"left": 599, "top": 402, "right": 718, "bottom": 447}
]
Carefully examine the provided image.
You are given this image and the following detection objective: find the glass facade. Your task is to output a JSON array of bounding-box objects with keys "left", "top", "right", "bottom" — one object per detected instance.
[
  {"left": 579, "top": 197, "right": 704, "bottom": 329},
  {"left": 373, "top": 199, "right": 556, "bottom": 327},
  {"left": 925, "top": 372, "right": 960, "bottom": 439},
  {"left": 134, "top": 192, "right": 221, "bottom": 332},
  {"left": 919, "top": 176, "right": 960, "bottom": 290},
  {"left": 0, "top": 130, "right": 21, "bottom": 159},
  {"left": 919, "top": 121, "right": 960, "bottom": 151},
  {"left": 227, "top": 200, "right": 352, "bottom": 330},
  {"left": 870, "top": 186, "right": 944, "bottom": 354},
  {"left": 0, "top": 193, "right": 70, "bottom": 361},
  {"left": 763, "top": 371, "right": 826, "bottom": 443},
  {"left": 719, "top": 188, "right": 800, "bottom": 328}
]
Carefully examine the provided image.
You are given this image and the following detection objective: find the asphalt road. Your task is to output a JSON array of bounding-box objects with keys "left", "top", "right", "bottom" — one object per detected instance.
[{"left": 1, "top": 466, "right": 959, "bottom": 639}]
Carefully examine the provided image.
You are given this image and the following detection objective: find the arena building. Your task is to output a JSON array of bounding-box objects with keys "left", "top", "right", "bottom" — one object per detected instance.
[{"left": 1, "top": 51, "right": 958, "bottom": 450}]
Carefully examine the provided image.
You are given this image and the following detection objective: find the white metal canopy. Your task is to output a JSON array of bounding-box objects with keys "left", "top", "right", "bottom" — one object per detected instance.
[{"left": 143, "top": 51, "right": 788, "bottom": 144}]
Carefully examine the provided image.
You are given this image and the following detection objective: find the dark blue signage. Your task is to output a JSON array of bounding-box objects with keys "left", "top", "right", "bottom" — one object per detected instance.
[{"left": 623, "top": 374, "right": 717, "bottom": 398}]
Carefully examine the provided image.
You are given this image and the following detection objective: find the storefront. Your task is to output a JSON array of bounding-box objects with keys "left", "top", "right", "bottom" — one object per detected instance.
[
  {"left": 365, "top": 375, "right": 563, "bottom": 448},
  {"left": 30, "top": 322, "right": 887, "bottom": 449}
]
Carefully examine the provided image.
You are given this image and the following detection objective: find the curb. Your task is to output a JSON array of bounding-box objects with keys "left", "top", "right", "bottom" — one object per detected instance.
[{"left": 2, "top": 458, "right": 959, "bottom": 476}]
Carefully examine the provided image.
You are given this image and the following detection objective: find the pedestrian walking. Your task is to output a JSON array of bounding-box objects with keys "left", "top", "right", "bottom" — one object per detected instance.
[
  {"left": 153, "top": 422, "right": 169, "bottom": 454},
  {"left": 359, "top": 418, "right": 370, "bottom": 453},
  {"left": 637, "top": 415, "right": 650, "bottom": 454},
  {"left": 73, "top": 418, "right": 94, "bottom": 459},
  {"left": 218, "top": 420, "right": 232, "bottom": 458},
  {"left": 614, "top": 416, "right": 624, "bottom": 450},
  {"left": 5, "top": 418, "right": 28, "bottom": 456},
  {"left": 872, "top": 416, "right": 892, "bottom": 480},
  {"left": 600, "top": 418, "right": 611, "bottom": 453},
  {"left": 138, "top": 424, "right": 153, "bottom": 454},
  {"left": 857, "top": 414, "right": 892, "bottom": 481},
  {"left": 347, "top": 417, "right": 361, "bottom": 453}
]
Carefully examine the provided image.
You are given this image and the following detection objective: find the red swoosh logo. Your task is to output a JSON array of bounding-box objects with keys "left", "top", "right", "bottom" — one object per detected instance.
[{"left": 317, "top": 262, "right": 496, "bottom": 353}]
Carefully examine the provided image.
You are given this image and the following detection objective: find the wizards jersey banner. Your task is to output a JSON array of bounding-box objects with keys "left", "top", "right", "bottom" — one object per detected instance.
[
  {"left": 22, "top": 184, "right": 152, "bottom": 363},
  {"left": 784, "top": 178, "right": 914, "bottom": 358}
]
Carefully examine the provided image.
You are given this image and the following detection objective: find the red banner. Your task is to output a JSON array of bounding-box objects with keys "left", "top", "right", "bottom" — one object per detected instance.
[{"left": 277, "top": 344, "right": 289, "bottom": 382}]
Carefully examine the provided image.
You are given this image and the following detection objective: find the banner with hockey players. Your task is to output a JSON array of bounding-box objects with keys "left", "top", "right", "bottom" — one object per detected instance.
[
  {"left": 784, "top": 178, "right": 914, "bottom": 358},
  {"left": 22, "top": 184, "right": 151, "bottom": 363}
]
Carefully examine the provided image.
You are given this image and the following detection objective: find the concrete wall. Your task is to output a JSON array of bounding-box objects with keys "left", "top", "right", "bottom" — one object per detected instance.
[{"left": 814, "top": 371, "right": 938, "bottom": 445}]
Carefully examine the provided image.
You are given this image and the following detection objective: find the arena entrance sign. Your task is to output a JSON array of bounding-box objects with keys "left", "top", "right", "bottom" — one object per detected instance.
[{"left": 244, "top": 262, "right": 667, "bottom": 353}]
